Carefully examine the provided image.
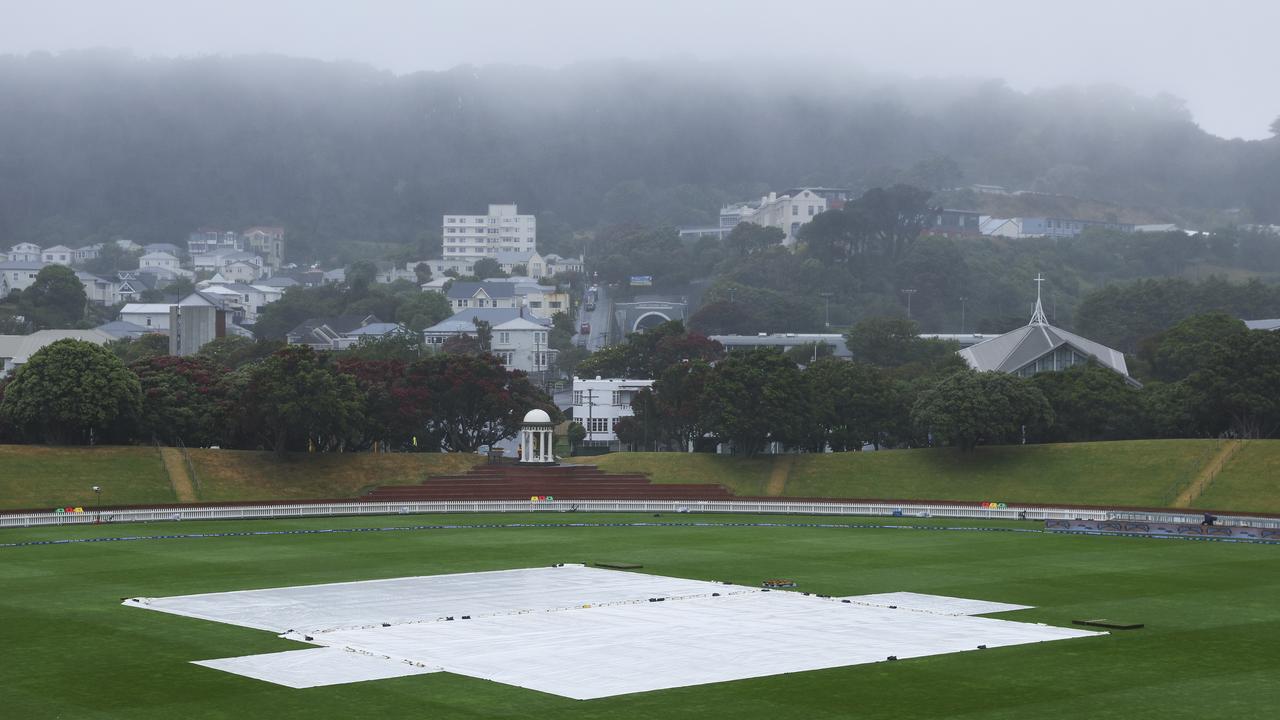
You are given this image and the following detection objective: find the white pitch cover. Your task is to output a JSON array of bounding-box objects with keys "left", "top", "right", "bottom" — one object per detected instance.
[
  {"left": 838, "top": 591, "right": 1033, "bottom": 616},
  {"left": 194, "top": 648, "right": 440, "bottom": 688},
  {"left": 128, "top": 565, "right": 1102, "bottom": 699}
]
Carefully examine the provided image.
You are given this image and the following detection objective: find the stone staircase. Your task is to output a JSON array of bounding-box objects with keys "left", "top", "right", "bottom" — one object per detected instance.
[{"left": 363, "top": 463, "right": 734, "bottom": 502}]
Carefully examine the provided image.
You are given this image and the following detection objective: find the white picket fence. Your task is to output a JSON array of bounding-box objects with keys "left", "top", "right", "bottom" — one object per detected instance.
[
  {"left": 0, "top": 499, "right": 1114, "bottom": 529},
  {"left": 6, "top": 498, "right": 1278, "bottom": 531}
]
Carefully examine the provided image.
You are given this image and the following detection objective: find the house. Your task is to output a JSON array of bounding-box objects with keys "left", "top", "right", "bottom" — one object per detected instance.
[
  {"left": 0, "top": 260, "right": 48, "bottom": 296},
  {"left": 957, "top": 277, "right": 1137, "bottom": 385},
  {"left": 222, "top": 259, "right": 266, "bottom": 283},
  {"left": 139, "top": 251, "right": 182, "bottom": 274},
  {"left": 984, "top": 217, "right": 1136, "bottom": 239},
  {"left": 41, "top": 245, "right": 75, "bottom": 266},
  {"left": 8, "top": 243, "right": 42, "bottom": 263},
  {"left": 0, "top": 329, "right": 115, "bottom": 376},
  {"left": 542, "top": 254, "right": 584, "bottom": 276},
  {"left": 442, "top": 203, "right": 536, "bottom": 260},
  {"left": 113, "top": 238, "right": 143, "bottom": 253},
  {"left": 494, "top": 250, "right": 546, "bottom": 278},
  {"left": 373, "top": 261, "right": 418, "bottom": 285},
  {"left": 75, "top": 271, "right": 116, "bottom": 305},
  {"left": 196, "top": 282, "right": 283, "bottom": 324},
  {"left": 570, "top": 377, "right": 656, "bottom": 450},
  {"left": 187, "top": 228, "right": 240, "bottom": 256},
  {"left": 286, "top": 315, "right": 383, "bottom": 350},
  {"left": 74, "top": 244, "right": 103, "bottom": 263},
  {"left": 118, "top": 303, "right": 174, "bottom": 332},
  {"left": 112, "top": 271, "right": 167, "bottom": 304},
  {"left": 420, "top": 258, "right": 476, "bottom": 278},
  {"left": 341, "top": 322, "right": 413, "bottom": 349},
  {"left": 240, "top": 226, "right": 285, "bottom": 270},
  {"left": 445, "top": 282, "right": 522, "bottom": 311},
  {"left": 193, "top": 250, "right": 265, "bottom": 279},
  {"left": 143, "top": 243, "right": 183, "bottom": 257},
  {"left": 718, "top": 189, "right": 828, "bottom": 246},
  {"left": 922, "top": 209, "right": 983, "bottom": 237},
  {"left": 488, "top": 316, "right": 556, "bottom": 374},
  {"left": 422, "top": 308, "right": 554, "bottom": 373},
  {"left": 511, "top": 283, "right": 570, "bottom": 319}
]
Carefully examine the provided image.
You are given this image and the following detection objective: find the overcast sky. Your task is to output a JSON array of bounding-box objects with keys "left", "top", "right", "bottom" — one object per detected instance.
[{"left": 4, "top": 0, "right": 1277, "bottom": 140}]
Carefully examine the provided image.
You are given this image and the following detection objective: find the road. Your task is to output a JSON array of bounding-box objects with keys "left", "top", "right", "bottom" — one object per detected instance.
[{"left": 576, "top": 283, "right": 613, "bottom": 352}]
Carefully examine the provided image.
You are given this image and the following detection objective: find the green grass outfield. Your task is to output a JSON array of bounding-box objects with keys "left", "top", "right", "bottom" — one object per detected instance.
[{"left": 3, "top": 513, "right": 1278, "bottom": 718}]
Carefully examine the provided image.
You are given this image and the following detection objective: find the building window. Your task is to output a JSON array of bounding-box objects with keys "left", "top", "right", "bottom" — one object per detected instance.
[
  {"left": 498, "top": 331, "right": 510, "bottom": 344},
  {"left": 573, "top": 391, "right": 583, "bottom": 405},
  {"left": 792, "top": 205, "right": 799, "bottom": 216},
  {"left": 612, "top": 390, "right": 623, "bottom": 406},
  {"left": 588, "top": 417, "right": 609, "bottom": 433}
]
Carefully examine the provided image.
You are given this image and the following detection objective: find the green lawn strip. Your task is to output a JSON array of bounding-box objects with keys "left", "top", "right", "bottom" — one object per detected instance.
[
  {"left": 0, "top": 512, "right": 1044, "bottom": 545},
  {"left": 0, "top": 517, "right": 1276, "bottom": 718},
  {"left": 1191, "top": 439, "right": 1280, "bottom": 513},
  {"left": 0, "top": 445, "right": 173, "bottom": 510}
]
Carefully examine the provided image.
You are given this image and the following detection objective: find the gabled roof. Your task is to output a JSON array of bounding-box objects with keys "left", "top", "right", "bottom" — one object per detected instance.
[
  {"left": 43, "top": 245, "right": 74, "bottom": 253},
  {"left": 424, "top": 308, "right": 551, "bottom": 334},
  {"left": 95, "top": 320, "right": 153, "bottom": 339},
  {"left": 447, "top": 281, "right": 517, "bottom": 300},
  {"left": 958, "top": 283, "right": 1130, "bottom": 381},
  {"left": 345, "top": 322, "right": 408, "bottom": 336},
  {"left": 120, "top": 303, "right": 173, "bottom": 315},
  {"left": 287, "top": 314, "right": 382, "bottom": 339},
  {"left": 0, "top": 330, "right": 114, "bottom": 364},
  {"left": 257, "top": 275, "right": 299, "bottom": 288},
  {"left": 493, "top": 317, "right": 548, "bottom": 332}
]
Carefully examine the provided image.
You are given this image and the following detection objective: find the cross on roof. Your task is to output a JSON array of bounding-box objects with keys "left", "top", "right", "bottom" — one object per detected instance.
[{"left": 1029, "top": 273, "right": 1049, "bottom": 326}]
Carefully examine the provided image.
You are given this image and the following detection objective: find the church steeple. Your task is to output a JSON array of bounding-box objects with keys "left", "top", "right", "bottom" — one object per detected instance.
[{"left": 1029, "top": 273, "right": 1049, "bottom": 326}]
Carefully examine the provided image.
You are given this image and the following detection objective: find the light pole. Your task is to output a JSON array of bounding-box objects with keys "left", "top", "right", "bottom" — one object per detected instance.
[
  {"left": 901, "top": 289, "right": 917, "bottom": 320},
  {"left": 819, "top": 292, "right": 833, "bottom": 328}
]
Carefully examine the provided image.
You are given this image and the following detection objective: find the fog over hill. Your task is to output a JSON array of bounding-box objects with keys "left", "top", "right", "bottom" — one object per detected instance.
[{"left": 0, "top": 52, "right": 1276, "bottom": 260}]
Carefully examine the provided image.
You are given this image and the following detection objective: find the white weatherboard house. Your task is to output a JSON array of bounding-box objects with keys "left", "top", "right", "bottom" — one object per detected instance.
[
  {"left": 423, "top": 308, "right": 553, "bottom": 374},
  {"left": 442, "top": 203, "right": 536, "bottom": 260},
  {"left": 119, "top": 303, "right": 174, "bottom": 331},
  {"left": 719, "top": 189, "right": 828, "bottom": 246},
  {"left": 40, "top": 245, "right": 75, "bottom": 266},
  {"left": 0, "top": 260, "right": 48, "bottom": 296},
  {"left": 571, "top": 377, "right": 655, "bottom": 449},
  {"left": 958, "top": 275, "right": 1136, "bottom": 385},
  {"left": 0, "top": 329, "right": 114, "bottom": 376}
]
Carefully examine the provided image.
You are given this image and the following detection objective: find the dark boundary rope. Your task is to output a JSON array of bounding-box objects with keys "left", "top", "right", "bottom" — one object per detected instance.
[{"left": 2, "top": 519, "right": 1276, "bottom": 550}]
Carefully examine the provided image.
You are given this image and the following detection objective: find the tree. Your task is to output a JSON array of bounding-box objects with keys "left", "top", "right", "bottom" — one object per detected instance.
[
  {"left": 131, "top": 356, "right": 228, "bottom": 446},
  {"left": 108, "top": 333, "right": 170, "bottom": 364},
  {"left": 633, "top": 360, "right": 715, "bottom": 451},
  {"left": 1029, "top": 363, "right": 1143, "bottom": 442},
  {"left": 703, "top": 349, "right": 811, "bottom": 455},
  {"left": 804, "top": 358, "right": 899, "bottom": 451},
  {"left": 394, "top": 292, "right": 450, "bottom": 333},
  {"left": 346, "top": 260, "right": 378, "bottom": 293},
  {"left": 911, "top": 370, "right": 1053, "bottom": 450},
  {"left": 196, "top": 336, "right": 281, "bottom": 369},
  {"left": 725, "top": 222, "right": 785, "bottom": 257},
  {"left": 409, "top": 354, "right": 556, "bottom": 452},
  {"left": 1185, "top": 329, "right": 1280, "bottom": 438},
  {"left": 335, "top": 358, "right": 428, "bottom": 450},
  {"left": 472, "top": 258, "right": 505, "bottom": 280},
  {"left": 18, "top": 265, "right": 87, "bottom": 329},
  {"left": 578, "top": 321, "right": 723, "bottom": 379},
  {"left": 847, "top": 317, "right": 949, "bottom": 368},
  {"left": 845, "top": 184, "right": 935, "bottom": 260},
  {"left": 0, "top": 339, "right": 142, "bottom": 444},
  {"left": 413, "top": 262, "right": 432, "bottom": 284},
  {"left": 234, "top": 346, "right": 366, "bottom": 456},
  {"left": 1138, "top": 312, "right": 1248, "bottom": 383}
]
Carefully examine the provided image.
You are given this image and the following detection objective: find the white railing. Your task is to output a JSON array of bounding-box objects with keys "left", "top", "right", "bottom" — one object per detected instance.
[
  {"left": 0, "top": 499, "right": 1115, "bottom": 529},
  {"left": 1108, "top": 509, "right": 1280, "bottom": 530}
]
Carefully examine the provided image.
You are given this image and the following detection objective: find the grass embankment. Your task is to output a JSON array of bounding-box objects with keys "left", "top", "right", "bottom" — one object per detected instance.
[
  {"left": 0, "top": 445, "right": 173, "bottom": 510},
  {"left": 579, "top": 439, "right": 1280, "bottom": 508},
  {"left": 185, "top": 450, "right": 483, "bottom": 502},
  {"left": 3, "top": 514, "right": 1279, "bottom": 718},
  {"left": 0, "top": 446, "right": 482, "bottom": 510},
  {"left": 1193, "top": 440, "right": 1280, "bottom": 513}
]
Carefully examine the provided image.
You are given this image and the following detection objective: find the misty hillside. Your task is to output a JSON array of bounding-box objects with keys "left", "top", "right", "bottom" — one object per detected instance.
[{"left": 0, "top": 51, "right": 1276, "bottom": 260}]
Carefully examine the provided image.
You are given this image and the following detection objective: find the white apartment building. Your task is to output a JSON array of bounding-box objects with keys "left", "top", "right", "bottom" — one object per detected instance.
[
  {"left": 442, "top": 204, "right": 537, "bottom": 260},
  {"left": 719, "top": 189, "right": 828, "bottom": 246},
  {"left": 571, "top": 377, "right": 655, "bottom": 449}
]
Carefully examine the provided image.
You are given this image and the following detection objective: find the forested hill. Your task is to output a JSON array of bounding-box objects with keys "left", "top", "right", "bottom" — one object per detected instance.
[{"left": 1, "top": 51, "right": 1277, "bottom": 261}]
